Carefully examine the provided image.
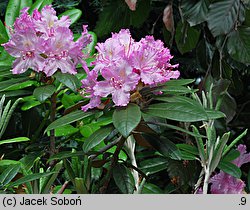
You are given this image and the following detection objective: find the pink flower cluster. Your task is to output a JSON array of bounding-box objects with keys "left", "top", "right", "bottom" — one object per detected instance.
[
  {"left": 209, "top": 144, "right": 250, "bottom": 194},
  {"left": 2, "top": 5, "right": 91, "bottom": 76},
  {"left": 81, "top": 29, "right": 179, "bottom": 111}
]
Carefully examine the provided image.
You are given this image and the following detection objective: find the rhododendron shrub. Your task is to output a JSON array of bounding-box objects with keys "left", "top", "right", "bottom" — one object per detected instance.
[
  {"left": 2, "top": 5, "right": 91, "bottom": 76},
  {"left": 81, "top": 29, "right": 179, "bottom": 111}
]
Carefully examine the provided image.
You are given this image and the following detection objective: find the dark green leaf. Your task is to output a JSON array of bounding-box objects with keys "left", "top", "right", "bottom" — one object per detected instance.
[
  {"left": 227, "top": 26, "right": 250, "bottom": 64},
  {"left": 140, "top": 157, "right": 168, "bottom": 174},
  {"left": 48, "top": 151, "right": 86, "bottom": 161},
  {"left": 58, "top": 8, "right": 82, "bottom": 25},
  {"left": 7, "top": 172, "right": 54, "bottom": 188},
  {"left": 113, "top": 164, "right": 135, "bottom": 194},
  {"left": 207, "top": 0, "right": 242, "bottom": 36},
  {"left": 144, "top": 100, "right": 225, "bottom": 122},
  {"left": 181, "top": 0, "right": 209, "bottom": 26},
  {"left": 54, "top": 72, "right": 81, "bottom": 92},
  {"left": 33, "top": 85, "right": 56, "bottom": 103},
  {"left": 157, "top": 85, "right": 197, "bottom": 95},
  {"left": 0, "top": 78, "right": 29, "bottom": 92},
  {"left": 83, "top": 126, "right": 113, "bottom": 153},
  {"left": 142, "top": 183, "right": 163, "bottom": 194},
  {"left": 0, "top": 20, "right": 8, "bottom": 44},
  {"left": 0, "top": 137, "right": 30, "bottom": 145},
  {"left": 20, "top": 0, "right": 33, "bottom": 9},
  {"left": 164, "top": 79, "right": 195, "bottom": 86},
  {"left": 41, "top": 161, "right": 63, "bottom": 194},
  {"left": 222, "top": 149, "right": 240, "bottom": 162},
  {"left": 142, "top": 133, "right": 182, "bottom": 160},
  {"left": 113, "top": 103, "right": 141, "bottom": 138},
  {"left": 176, "top": 144, "right": 199, "bottom": 156},
  {"left": 0, "top": 164, "right": 21, "bottom": 186},
  {"left": 45, "top": 110, "right": 95, "bottom": 132},
  {"left": 218, "top": 160, "right": 241, "bottom": 179},
  {"left": 175, "top": 21, "right": 200, "bottom": 54}
]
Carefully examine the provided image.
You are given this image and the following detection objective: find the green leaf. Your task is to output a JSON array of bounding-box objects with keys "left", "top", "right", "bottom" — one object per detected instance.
[
  {"left": 113, "top": 164, "right": 135, "bottom": 194},
  {"left": 6, "top": 80, "right": 39, "bottom": 91},
  {"left": 207, "top": 0, "right": 242, "bottom": 36},
  {"left": 74, "top": 178, "right": 88, "bottom": 194},
  {"left": 21, "top": 100, "right": 41, "bottom": 111},
  {"left": 176, "top": 144, "right": 199, "bottom": 156},
  {"left": 222, "top": 149, "right": 240, "bottom": 162},
  {"left": 142, "top": 133, "right": 182, "bottom": 160},
  {"left": 140, "top": 157, "right": 169, "bottom": 174},
  {"left": 33, "top": 85, "right": 56, "bottom": 103},
  {"left": 45, "top": 110, "right": 94, "bottom": 133},
  {"left": 227, "top": 26, "right": 250, "bottom": 64},
  {"left": 181, "top": 0, "right": 209, "bottom": 26},
  {"left": 0, "top": 78, "right": 29, "bottom": 92},
  {"left": 54, "top": 124, "right": 79, "bottom": 137},
  {"left": 191, "top": 125, "right": 206, "bottom": 163},
  {"left": 210, "top": 132, "right": 231, "bottom": 173},
  {"left": 41, "top": 161, "right": 63, "bottom": 194},
  {"left": 142, "top": 183, "right": 164, "bottom": 194},
  {"left": 54, "top": 72, "right": 81, "bottom": 92},
  {"left": 0, "top": 137, "right": 30, "bottom": 145},
  {"left": 113, "top": 103, "right": 141, "bottom": 138},
  {"left": 85, "top": 31, "right": 97, "bottom": 56},
  {"left": 164, "top": 79, "right": 195, "bottom": 86},
  {"left": 7, "top": 172, "right": 54, "bottom": 188},
  {"left": 28, "top": 0, "right": 53, "bottom": 13},
  {"left": 20, "top": 0, "right": 33, "bottom": 9},
  {"left": 218, "top": 160, "right": 241, "bottom": 179},
  {"left": 58, "top": 8, "right": 82, "bottom": 25},
  {"left": 83, "top": 126, "right": 113, "bottom": 153},
  {"left": 48, "top": 151, "right": 86, "bottom": 162},
  {"left": 0, "top": 20, "right": 9, "bottom": 44},
  {"left": 157, "top": 85, "right": 197, "bottom": 95},
  {"left": 5, "top": 0, "right": 21, "bottom": 36},
  {"left": 0, "top": 164, "right": 21, "bottom": 186},
  {"left": 175, "top": 21, "right": 200, "bottom": 54},
  {"left": 144, "top": 100, "right": 225, "bottom": 122}
]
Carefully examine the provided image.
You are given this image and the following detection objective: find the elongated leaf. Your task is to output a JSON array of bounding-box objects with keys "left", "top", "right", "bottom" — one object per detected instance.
[
  {"left": 0, "top": 137, "right": 30, "bottom": 145},
  {"left": 74, "top": 178, "right": 88, "bottom": 194},
  {"left": 0, "top": 78, "right": 29, "bottom": 92},
  {"left": 142, "top": 183, "right": 164, "bottom": 194},
  {"left": 58, "top": 9, "right": 82, "bottom": 25},
  {"left": 176, "top": 144, "right": 199, "bottom": 156},
  {"left": 5, "top": 0, "right": 21, "bottom": 35},
  {"left": 157, "top": 86, "right": 197, "bottom": 95},
  {"left": 207, "top": 0, "right": 241, "bottom": 36},
  {"left": 63, "top": 159, "right": 76, "bottom": 184},
  {"left": 218, "top": 160, "right": 241, "bottom": 179},
  {"left": 87, "top": 31, "right": 97, "bottom": 56},
  {"left": 181, "top": 0, "right": 209, "bottom": 26},
  {"left": 227, "top": 26, "right": 250, "bottom": 64},
  {"left": 45, "top": 110, "right": 94, "bottom": 132},
  {"left": 0, "top": 20, "right": 8, "bottom": 44},
  {"left": 33, "top": 85, "right": 56, "bottom": 103},
  {"left": 41, "top": 161, "right": 63, "bottom": 193},
  {"left": 48, "top": 151, "right": 86, "bottom": 161},
  {"left": 191, "top": 125, "right": 206, "bottom": 163},
  {"left": 113, "top": 103, "right": 141, "bottom": 138},
  {"left": 83, "top": 126, "right": 113, "bottom": 153},
  {"left": 28, "top": 0, "right": 53, "bottom": 13},
  {"left": 144, "top": 101, "right": 225, "bottom": 122},
  {"left": 140, "top": 157, "right": 169, "bottom": 174},
  {"left": 113, "top": 164, "right": 135, "bottom": 194},
  {"left": 142, "top": 133, "right": 182, "bottom": 160},
  {"left": 164, "top": 79, "right": 195, "bottom": 86},
  {"left": 0, "top": 164, "right": 21, "bottom": 186},
  {"left": 54, "top": 72, "right": 81, "bottom": 92},
  {"left": 210, "top": 132, "right": 231, "bottom": 173},
  {"left": 7, "top": 172, "right": 54, "bottom": 188}
]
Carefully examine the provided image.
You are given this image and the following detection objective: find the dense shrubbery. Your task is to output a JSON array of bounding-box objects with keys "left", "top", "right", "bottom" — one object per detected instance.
[{"left": 0, "top": 0, "right": 250, "bottom": 194}]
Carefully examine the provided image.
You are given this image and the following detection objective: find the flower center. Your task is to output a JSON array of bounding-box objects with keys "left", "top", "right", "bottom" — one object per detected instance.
[{"left": 110, "top": 77, "right": 123, "bottom": 89}]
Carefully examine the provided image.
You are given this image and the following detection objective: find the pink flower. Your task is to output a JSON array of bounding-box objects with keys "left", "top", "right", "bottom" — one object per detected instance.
[
  {"left": 125, "top": 0, "right": 137, "bottom": 11},
  {"left": 2, "top": 5, "right": 91, "bottom": 77},
  {"left": 2, "top": 31, "right": 45, "bottom": 74},
  {"left": 209, "top": 144, "right": 250, "bottom": 194},
  {"left": 94, "top": 61, "right": 140, "bottom": 106},
  {"left": 81, "top": 29, "right": 179, "bottom": 111},
  {"left": 81, "top": 70, "right": 101, "bottom": 112}
]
